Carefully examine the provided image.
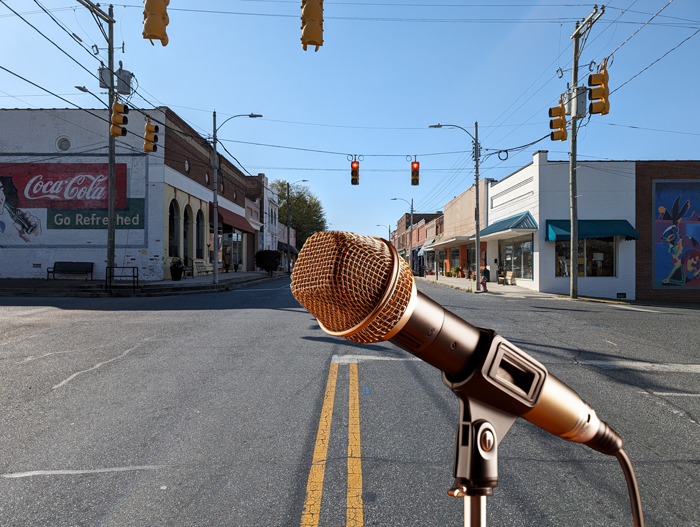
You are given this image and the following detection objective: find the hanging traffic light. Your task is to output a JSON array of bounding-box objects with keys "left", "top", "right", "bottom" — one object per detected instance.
[
  {"left": 588, "top": 65, "right": 610, "bottom": 115},
  {"left": 548, "top": 98, "right": 567, "bottom": 142},
  {"left": 143, "top": 0, "right": 169, "bottom": 47},
  {"left": 351, "top": 160, "right": 359, "bottom": 185},
  {"left": 110, "top": 98, "right": 129, "bottom": 137},
  {"left": 301, "top": 0, "right": 323, "bottom": 52},
  {"left": 143, "top": 118, "right": 159, "bottom": 152},
  {"left": 411, "top": 161, "right": 420, "bottom": 186}
]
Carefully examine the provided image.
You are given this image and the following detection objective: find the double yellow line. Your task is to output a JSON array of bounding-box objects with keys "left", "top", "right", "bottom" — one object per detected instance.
[{"left": 300, "top": 362, "right": 364, "bottom": 527}]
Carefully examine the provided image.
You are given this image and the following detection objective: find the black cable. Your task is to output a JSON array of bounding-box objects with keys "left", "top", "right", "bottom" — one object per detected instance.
[
  {"left": 615, "top": 448, "right": 645, "bottom": 527},
  {"left": 0, "top": 0, "right": 100, "bottom": 82}
]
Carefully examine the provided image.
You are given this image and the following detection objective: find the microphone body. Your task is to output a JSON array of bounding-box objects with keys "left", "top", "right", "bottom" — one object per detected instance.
[{"left": 291, "top": 231, "right": 622, "bottom": 455}]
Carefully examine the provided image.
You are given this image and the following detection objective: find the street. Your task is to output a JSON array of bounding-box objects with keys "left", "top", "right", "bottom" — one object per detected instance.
[{"left": 0, "top": 279, "right": 698, "bottom": 526}]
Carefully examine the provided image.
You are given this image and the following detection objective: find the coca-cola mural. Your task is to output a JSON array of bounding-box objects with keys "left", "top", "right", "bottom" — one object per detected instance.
[
  {"left": 0, "top": 163, "right": 134, "bottom": 245},
  {"left": 0, "top": 163, "right": 126, "bottom": 209}
]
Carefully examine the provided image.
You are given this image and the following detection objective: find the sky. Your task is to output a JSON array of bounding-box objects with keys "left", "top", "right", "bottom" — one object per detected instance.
[{"left": 0, "top": 0, "right": 698, "bottom": 241}]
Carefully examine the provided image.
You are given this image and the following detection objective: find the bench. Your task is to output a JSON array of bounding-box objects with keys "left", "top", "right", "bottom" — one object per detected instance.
[
  {"left": 498, "top": 271, "right": 515, "bottom": 285},
  {"left": 195, "top": 261, "right": 212, "bottom": 276},
  {"left": 183, "top": 257, "right": 194, "bottom": 279},
  {"left": 47, "top": 261, "right": 94, "bottom": 281}
]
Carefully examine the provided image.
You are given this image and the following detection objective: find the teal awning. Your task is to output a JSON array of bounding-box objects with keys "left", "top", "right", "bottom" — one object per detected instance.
[
  {"left": 478, "top": 211, "right": 538, "bottom": 237},
  {"left": 545, "top": 220, "right": 640, "bottom": 241}
]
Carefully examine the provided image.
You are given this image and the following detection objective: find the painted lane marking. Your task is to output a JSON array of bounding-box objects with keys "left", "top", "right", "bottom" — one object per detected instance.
[
  {"left": 2, "top": 465, "right": 167, "bottom": 478},
  {"left": 645, "top": 392, "right": 700, "bottom": 397},
  {"left": 52, "top": 344, "right": 141, "bottom": 389},
  {"left": 332, "top": 354, "right": 422, "bottom": 364},
  {"left": 300, "top": 362, "right": 338, "bottom": 527},
  {"left": 347, "top": 363, "right": 364, "bottom": 527},
  {"left": 578, "top": 360, "right": 700, "bottom": 373},
  {"left": 605, "top": 341, "right": 618, "bottom": 346},
  {"left": 613, "top": 305, "right": 663, "bottom": 313}
]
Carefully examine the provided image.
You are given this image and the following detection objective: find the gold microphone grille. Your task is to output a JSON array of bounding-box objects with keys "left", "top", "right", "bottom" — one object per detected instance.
[{"left": 291, "top": 231, "right": 414, "bottom": 343}]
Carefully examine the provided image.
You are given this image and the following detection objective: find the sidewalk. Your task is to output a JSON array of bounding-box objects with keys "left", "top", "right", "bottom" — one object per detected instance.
[
  {"left": 0, "top": 270, "right": 287, "bottom": 298},
  {"left": 416, "top": 275, "right": 560, "bottom": 301},
  {"left": 417, "top": 275, "right": 700, "bottom": 310}
]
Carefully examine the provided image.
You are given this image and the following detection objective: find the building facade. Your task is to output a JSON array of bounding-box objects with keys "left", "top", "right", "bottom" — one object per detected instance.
[
  {"left": 0, "top": 107, "right": 261, "bottom": 280},
  {"left": 419, "top": 150, "right": 699, "bottom": 301}
]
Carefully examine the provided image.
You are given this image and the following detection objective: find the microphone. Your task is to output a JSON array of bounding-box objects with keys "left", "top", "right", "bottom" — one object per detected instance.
[{"left": 291, "top": 231, "right": 622, "bottom": 455}]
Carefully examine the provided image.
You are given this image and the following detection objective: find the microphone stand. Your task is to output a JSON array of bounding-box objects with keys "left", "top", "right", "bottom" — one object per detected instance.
[{"left": 443, "top": 373, "right": 518, "bottom": 527}]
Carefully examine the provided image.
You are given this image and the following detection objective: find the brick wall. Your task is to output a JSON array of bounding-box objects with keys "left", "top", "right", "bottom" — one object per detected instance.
[
  {"left": 635, "top": 161, "right": 700, "bottom": 302},
  {"left": 164, "top": 109, "right": 247, "bottom": 211}
]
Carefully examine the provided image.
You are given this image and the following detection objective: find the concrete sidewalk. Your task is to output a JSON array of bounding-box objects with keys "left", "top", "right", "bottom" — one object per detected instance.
[
  {"left": 0, "top": 270, "right": 286, "bottom": 298},
  {"left": 416, "top": 275, "right": 560, "bottom": 300}
]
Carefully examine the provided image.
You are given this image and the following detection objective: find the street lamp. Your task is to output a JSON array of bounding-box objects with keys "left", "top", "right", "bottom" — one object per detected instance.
[
  {"left": 285, "top": 179, "right": 308, "bottom": 274},
  {"left": 376, "top": 224, "right": 392, "bottom": 241},
  {"left": 211, "top": 112, "right": 262, "bottom": 284},
  {"left": 429, "top": 122, "right": 483, "bottom": 291},
  {"left": 391, "top": 198, "right": 414, "bottom": 273}
]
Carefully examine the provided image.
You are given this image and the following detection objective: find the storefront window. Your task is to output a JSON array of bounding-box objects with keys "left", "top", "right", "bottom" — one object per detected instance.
[
  {"left": 555, "top": 239, "right": 614, "bottom": 277},
  {"left": 450, "top": 248, "right": 460, "bottom": 269},
  {"left": 467, "top": 245, "right": 476, "bottom": 273},
  {"left": 168, "top": 200, "right": 179, "bottom": 257},
  {"left": 499, "top": 234, "right": 534, "bottom": 279}
]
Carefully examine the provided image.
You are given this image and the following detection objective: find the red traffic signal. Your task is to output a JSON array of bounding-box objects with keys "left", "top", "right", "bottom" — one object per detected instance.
[
  {"left": 351, "top": 161, "right": 359, "bottom": 185},
  {"left": 411, "top": 161, "right": 420, "bottom": 186}
]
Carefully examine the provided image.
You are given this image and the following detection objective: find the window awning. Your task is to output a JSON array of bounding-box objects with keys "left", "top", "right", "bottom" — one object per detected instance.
[
  {"left": 278, "top": 241, "right": 299, "bottom": 255},
  {"left": 417, "top": 237, "right": 435, "bottom": 256},
  {"left": 209, "top": 202, "right": 255, "bottom": 233},
  {"left": 545, "top": 220, "right": 640, "bottom": 241},
  {"left": 473, "top": 211, "right": 538, "bottom": 240}
]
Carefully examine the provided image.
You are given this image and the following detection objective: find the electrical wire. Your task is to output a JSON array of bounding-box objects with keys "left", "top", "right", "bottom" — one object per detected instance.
[
  {"left": 604, "top": 0, "right": 674, "bottom": 62},
  {"left": 610, "top": 28, "right": 700, "bottom": 95}
]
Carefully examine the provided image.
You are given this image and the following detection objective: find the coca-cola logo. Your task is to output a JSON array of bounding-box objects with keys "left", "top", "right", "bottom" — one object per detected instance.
[{"left": 24, "top": 174, "right": 108, "bottom": 201}]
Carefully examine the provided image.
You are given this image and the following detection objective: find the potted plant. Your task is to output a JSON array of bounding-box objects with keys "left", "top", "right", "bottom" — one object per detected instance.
[
  {"left": 169, "top": 257, "right": 185, "bottom": 281},
  {"left": 452, "top": 265, "right": 464, "bottom": 278}
]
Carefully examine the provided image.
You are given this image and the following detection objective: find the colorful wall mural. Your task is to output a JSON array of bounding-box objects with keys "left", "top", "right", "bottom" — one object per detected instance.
[{"left": 653, "top": 180, "right": 700, "bottom": 288}]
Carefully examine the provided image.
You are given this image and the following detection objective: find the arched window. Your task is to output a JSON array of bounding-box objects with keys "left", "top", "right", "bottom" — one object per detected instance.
[
  {"left": 168, "top": 199, "right": 180, "bottom": 257},
  {"left": 196, "top": 209, "right": 204, "bottom": 259}
]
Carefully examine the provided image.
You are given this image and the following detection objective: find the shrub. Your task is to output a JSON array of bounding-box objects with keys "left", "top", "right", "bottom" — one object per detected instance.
[
  {"left": 445, "top": 272, "right": 453, "bottom": 277},
  {"left": 255, "top": 250, "right": 282, "bottom": 276}
]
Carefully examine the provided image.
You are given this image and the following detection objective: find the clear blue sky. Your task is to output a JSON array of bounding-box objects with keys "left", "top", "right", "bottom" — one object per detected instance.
[{"left": 1, "top": 0, "right": 698, "bottom": 239}]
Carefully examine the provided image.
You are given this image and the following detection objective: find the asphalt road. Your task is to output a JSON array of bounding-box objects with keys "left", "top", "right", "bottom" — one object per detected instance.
[{"left": 0, "top": 279, "right": 698, "bottom": 526}]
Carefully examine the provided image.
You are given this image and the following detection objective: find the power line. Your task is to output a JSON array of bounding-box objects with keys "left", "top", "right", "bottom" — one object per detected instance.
[{"left": 610, "top": 28, "right": 700, "bottom": 95}]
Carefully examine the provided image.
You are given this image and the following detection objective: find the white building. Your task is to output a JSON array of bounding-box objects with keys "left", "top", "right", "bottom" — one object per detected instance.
[
  {"left": 0, "top": 107, "right": 258, "bottom": 280},
  {"left": 482, "top": 150, "right": 639, "bottom": 299}
]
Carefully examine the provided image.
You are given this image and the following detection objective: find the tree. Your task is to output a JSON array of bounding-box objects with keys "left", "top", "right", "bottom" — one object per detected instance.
[
  {"left": 255, "top": 250, "right": 281, "bottom": 276},
  {"left": 271, "top": 179, "right": 328, "bottom": 250}
]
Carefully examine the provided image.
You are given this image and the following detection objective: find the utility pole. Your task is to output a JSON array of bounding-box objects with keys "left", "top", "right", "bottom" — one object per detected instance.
[
  {"left": 409, "top": 199, "right": 414, "bottom": 273},
  {"left": 568, "top": 5, "right": 604, "bottom": 299},
  {"left": 286, "top": 181, "right": 291, "bottom": 274},
  {"left": 77, "top": 1, "right": 117, "bottom": 271},
  {"left": 212, "top": 111, "right": 219, "bottom": 285},
  {"left": 474, "top": 121, "right": 481, "bottom": 292}
]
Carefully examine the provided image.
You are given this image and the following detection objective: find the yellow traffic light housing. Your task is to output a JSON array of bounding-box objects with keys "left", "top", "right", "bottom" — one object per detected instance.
[
  {"left": 351, "top": 160, "right": 359, "bottom": 185},
  {"left": 411, "top": 161, "right": 420, "bottom": 186},
  {"left": 143, "top": 0, "right": 169, "bottom": 47},
  {"left": 110, "top": 98, "right": 129, "bottom": 137},
  {"left": 301, "top": 0, "right": 323, "bottom": 52},
  {"left": 143, "top": 118, "right": 159, "bottom": 152},
  {"left": 588, "top": 64, "right": 610, "bottom": 115},
  {"left": 548, "top": 98, "right": 567, "bottom": 142}
]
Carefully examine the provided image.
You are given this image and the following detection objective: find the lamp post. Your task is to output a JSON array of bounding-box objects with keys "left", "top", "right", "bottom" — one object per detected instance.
[
  {"left": 429, "top": 122, "right": 482, "bottom": 291},
  {"left": 376, "top": 224, "right": 392, "bottom": 241},
  {"left": 391, "top": 198, "right": 414, "bottom": 273},
  {"left": 285, "top": 179, "right": 308, "bottom": 274},
  {"left": 211, "top": 112, "right": 262, "bottom": 284}
]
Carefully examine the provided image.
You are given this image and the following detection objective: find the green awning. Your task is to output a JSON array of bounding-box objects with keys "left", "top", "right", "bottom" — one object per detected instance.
[{"left": 546, "top": 220, "right": 640, "bottom": 241}]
